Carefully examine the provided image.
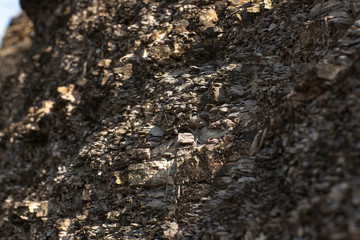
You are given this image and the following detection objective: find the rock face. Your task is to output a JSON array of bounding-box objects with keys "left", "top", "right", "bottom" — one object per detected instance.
[{"left": 1, "top": 0, "right": 360, "bottom": 239}]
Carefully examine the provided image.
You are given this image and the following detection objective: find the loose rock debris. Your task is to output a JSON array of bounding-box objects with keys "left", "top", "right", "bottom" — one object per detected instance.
[{"left": 0, "top": 0, "right": 360, "bottom": 239}]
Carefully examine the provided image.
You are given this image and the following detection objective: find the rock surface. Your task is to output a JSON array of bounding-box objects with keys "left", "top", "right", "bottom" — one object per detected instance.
[{"left": 1, "top": 0, "right": 360, "bottom": 239}]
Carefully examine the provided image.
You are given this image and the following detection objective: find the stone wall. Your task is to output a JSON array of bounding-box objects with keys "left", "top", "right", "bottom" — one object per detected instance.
[{"left": 1, "top": 0, "right": 360, "bottom": 239}]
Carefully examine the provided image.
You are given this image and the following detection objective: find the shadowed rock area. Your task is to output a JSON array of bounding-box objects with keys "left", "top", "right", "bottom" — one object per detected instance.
[{"left": 1, "top": 0, "right": 360, "bottom": 239}]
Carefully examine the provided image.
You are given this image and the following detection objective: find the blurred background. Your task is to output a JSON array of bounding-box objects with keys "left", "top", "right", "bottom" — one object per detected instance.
[{"left": 0, "top": 0, "right": 21, "bottom": 46}]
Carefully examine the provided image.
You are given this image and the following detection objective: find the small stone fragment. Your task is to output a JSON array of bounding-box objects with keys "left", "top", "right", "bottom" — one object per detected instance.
[
  {"left": 134, "top": 148, "right": 151, "bottom": 160},
  {"left": 176, "top": 133, "right": 195, "bottom": 144}
]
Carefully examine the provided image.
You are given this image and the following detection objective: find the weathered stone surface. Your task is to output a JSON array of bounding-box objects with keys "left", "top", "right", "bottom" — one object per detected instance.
[
  {"left": 199, "top": 8, "right": 218, "bottom": 28},
  {"left": 176, "top": 133, "right": 195, "bottom": 144},
  {"left": 1, "top": 0, "right": 360, "bottom": 239},
  {"left": 128, "top": 160, "right": 173, "bottom": 187}
]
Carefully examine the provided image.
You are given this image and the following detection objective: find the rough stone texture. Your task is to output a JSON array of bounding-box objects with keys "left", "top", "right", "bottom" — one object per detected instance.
[
  {"left": 176, "top": 133, "right": 195, "bottom": 144},
  {"left": 1, "top": 0, "right": 360, "bottom": 239}
]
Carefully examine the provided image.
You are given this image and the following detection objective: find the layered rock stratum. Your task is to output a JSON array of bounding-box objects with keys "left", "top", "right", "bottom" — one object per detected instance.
[{"left": 1, "top": 0, "right": 360, "bottom": 239}]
